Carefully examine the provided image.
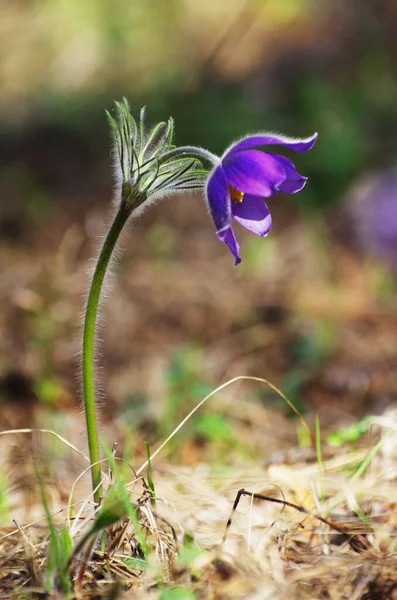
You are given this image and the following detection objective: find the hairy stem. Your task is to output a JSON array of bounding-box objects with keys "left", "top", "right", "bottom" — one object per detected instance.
[
  {"left": 82, "top": 204, "right": 130, "bottom": 504},
  {"left": 159, "top": 146, "right": 219, "bottom": 167}
]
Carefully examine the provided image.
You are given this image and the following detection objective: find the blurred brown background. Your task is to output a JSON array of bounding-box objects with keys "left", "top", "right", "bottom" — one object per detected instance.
[{"left": 1, "top": 0, "right": 397, "bottom": 466}]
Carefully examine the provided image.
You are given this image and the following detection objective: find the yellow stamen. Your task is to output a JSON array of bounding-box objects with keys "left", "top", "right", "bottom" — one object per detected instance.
[{"left": 229, "top": 186, "right": 244, "bottom": 203}]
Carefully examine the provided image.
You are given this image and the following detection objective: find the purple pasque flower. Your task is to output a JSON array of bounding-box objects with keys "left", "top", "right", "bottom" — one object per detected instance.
[
  {"left": 346, "top": 168, "right": 397, "bottom": 270},
  {"left": 205, "top": 132, "right": 318, "bottom": 265}
]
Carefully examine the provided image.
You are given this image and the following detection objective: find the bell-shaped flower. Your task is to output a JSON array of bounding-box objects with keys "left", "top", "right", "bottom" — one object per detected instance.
[{"left": 205, "top": 132, "right": 318, "bottom": 265}]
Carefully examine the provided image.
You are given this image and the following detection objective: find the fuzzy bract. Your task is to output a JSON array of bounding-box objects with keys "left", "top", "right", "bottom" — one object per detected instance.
[{"left": 107, "top": 99, "right": 207, "bottom": 208}]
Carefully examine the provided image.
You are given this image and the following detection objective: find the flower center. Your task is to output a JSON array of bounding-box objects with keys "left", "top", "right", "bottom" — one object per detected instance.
[{"left": 229, "top": 186, "right": 244, "bottom": 203}]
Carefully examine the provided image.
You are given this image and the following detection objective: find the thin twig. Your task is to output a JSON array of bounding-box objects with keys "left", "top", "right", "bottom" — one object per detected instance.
[{"left": 222, "top": 489, "right": 372, "bottom": 551}]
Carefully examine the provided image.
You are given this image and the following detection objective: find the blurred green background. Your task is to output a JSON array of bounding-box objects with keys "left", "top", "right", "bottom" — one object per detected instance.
[{"left": 2, "top": 0, "right": 397, "bottom": 211}]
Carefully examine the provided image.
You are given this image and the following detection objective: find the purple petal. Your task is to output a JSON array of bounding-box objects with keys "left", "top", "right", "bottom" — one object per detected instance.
[
  {"left": 205, "top": 165, "right": 231, "bottom": 232},
  {"left": 226, "top": 132, "right": 318, "bottom": 155},
  {"left": 217, "top": 226, "right": 241, "bottom": 266},
  {"left": 232, "top": 195, "right": 272, "bottom": 237},
  {"left": 274, "top": 155, "right": 308, "bottom": 194},
  {"left": 223, "top": 150, "right": 287, "bottom": 197}
]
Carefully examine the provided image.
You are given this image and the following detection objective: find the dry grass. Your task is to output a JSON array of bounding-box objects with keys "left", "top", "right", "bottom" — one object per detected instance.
[{"left": 2, "top": 400, "right": 397, "bottom": 599}]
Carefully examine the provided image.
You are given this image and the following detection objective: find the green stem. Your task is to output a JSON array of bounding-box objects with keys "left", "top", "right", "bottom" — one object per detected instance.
[
  {"left": 159, "top": 146, "right": 219, "bottom": 167},
  {"left": 82, "top": 204, "right": 130, "bottom": 504}
]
